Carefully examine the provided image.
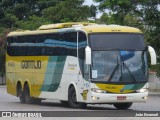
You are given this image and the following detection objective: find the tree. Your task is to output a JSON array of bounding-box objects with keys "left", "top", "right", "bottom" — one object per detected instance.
[
  {"left": 42, "top": 0, "right": 91, "bottom": 23},
  {"left": 90, "top": 4, "right": 97, "bottom": 19},
  {"left": 0, "top": 0, "right": 93, "bottom": 29},
  {"left": 98, "top": 12, "right": 115, "bottom": 24},
  {"left": 1, "top": 14, "right": 18, "bottom": 28},
  {"left": 94, "top": 0, "right": 146, "bottom": 25},
  {"left": 17, "top": 15, "right": 50, "bottom": 30},
  {"left": 0, "top": 29, "right": 10, "bottom": 77}
]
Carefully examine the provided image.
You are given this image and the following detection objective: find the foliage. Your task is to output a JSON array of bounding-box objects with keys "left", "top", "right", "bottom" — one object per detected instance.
[
  {"left": 42, "top": 0, "right": 91, "bottom": 23},
  {"left": 98, "top": 12, "right": 116, "bottom": 24},
  {"left": 17, "top": 15, "right": 51, "bottom": 30},
  {"left": 90, "top": 4, "right": 97, "bottom": 18},
  {"left": 0, "top": 29, "right": 10, "bottom": 76}
]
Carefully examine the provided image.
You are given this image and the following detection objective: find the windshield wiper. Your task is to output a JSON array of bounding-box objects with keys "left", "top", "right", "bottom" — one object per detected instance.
[
  {"left": 122, "top": 62, "right": 137, "bottom": 82},
  {"left": 108, "top": 57, "right": 119, "bottom": 82},
  {"left": 108, "top": 57, "right": 137, "bottom": 83}
]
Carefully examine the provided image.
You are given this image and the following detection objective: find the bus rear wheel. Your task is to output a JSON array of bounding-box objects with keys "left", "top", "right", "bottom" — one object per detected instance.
[
  {"left": 113, "top": 103, "right": 133, "bottom": 110},
  {"left": 24, "top": 84, "right": 33, "bottom": 104},
  {"left": 17, "top": 84, "right": 25, "bottom": 103},
  {"left": 68, "top": 87, "right": 86, "bottom": 108}
]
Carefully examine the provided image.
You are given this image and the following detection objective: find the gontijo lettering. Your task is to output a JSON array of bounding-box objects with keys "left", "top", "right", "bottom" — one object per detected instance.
[{"left": 21, "top": 60, "right": 41, "bottom": 69}]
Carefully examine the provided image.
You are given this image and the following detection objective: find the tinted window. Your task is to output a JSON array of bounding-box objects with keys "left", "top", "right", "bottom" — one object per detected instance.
[
  {"left": 7, "top": 32, "right": 77, "bottom": 56},
  {"left": 89, "top": 33, "right": 145, "bottom": 50}
]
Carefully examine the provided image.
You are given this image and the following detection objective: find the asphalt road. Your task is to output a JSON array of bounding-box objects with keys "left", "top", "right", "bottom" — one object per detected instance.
[{"left": 0, "top": 86, "right": 160, "bottom": 119}]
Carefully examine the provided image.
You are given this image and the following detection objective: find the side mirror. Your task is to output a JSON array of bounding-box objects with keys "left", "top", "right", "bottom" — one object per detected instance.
[
  {"left": 148, "top": 46, "right": 157, "bottom": 65},
  {"left": 85, "top": 46, "right": 91, "bottom": 65}
]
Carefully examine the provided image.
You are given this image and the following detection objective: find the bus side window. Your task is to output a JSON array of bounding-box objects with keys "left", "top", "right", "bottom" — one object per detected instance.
[
  {"left": 7, "top": 37, "right": 12, "bottom": 56},
  {"left": 41, "top": 47, "right": 45, "bottom": 55},
  {"left": 63, "top": 32, "right": 77, "bottom": 57},
  {"left": 7, "top": 45, "right": 14, "bottom": 56}
]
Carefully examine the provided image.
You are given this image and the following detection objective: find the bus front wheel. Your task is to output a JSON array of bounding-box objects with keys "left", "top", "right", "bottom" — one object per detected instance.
[
  {"left": 68, "top": 87, "right": 86, "bottom": 108},
  {"left": 113, "top": 103, "right": 133, "bottom": 110}
]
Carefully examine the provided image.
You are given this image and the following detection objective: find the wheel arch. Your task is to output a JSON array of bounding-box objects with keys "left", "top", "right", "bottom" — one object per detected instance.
[{"left": 68, "top": 82, "right": 79, "bottom": 101}]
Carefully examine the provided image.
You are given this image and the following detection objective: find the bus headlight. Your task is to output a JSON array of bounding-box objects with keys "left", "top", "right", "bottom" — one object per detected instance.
[
  {"left": 136, "top": 88, "right": 148, "bottom": 93},
  {"left": 91, "top": 88, "right": 107, "bottom": 93}
]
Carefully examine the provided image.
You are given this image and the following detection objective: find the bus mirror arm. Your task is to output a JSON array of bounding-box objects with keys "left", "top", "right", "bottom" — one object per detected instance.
[
  {"left": 148, "top": 46, "right": 157, "bottom": 65},
  {"left": 85, "top": 46, "right": 91, "bottom": 65}
]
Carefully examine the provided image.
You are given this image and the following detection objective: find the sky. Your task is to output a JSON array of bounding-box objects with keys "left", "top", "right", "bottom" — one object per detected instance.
[{"left": 83, "top": 0, "right": 99, "bottom": 6}]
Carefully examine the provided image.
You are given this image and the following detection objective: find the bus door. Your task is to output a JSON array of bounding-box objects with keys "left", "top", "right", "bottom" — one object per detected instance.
[{"left": 77, "top": 31, "right": 89, "bottom": 102}]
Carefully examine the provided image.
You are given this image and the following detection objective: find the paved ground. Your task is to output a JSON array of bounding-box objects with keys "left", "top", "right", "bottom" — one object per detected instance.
[
  {"left": 1, "top": 86, "right": 160, "bottom": 111},
  {"left": 0, "top": 86, "right": 160, "bottom": 119}
]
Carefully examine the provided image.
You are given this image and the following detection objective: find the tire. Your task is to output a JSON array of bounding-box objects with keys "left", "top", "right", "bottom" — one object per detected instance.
[
  {"left": 113, "top": 103, "right": 133, "bottom": 110},
  {"left": 68, "top": 87, "right": 86, "bottom": 108},
  {"left": 17, "top": 84, "right": 25, "bottom": 103},
  {"left": 24, "top": 84, "right": 33, "bottom": 104}
]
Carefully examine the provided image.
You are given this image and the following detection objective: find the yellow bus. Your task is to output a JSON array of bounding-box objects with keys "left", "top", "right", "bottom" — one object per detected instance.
[{"left": 6, "top": 22, "right": 156, "bottom": 109}]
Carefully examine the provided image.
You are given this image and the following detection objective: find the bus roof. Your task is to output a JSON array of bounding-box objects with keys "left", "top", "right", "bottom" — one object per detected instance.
[
  {"left": 81, "top": 24, "right": 142, "bottom": 33},
  {"left": 7, "top": 23, "right": 142, "bottom": 37}
]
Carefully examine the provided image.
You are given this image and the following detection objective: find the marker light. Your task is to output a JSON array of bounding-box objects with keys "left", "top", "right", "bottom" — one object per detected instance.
[{"left": 92, "top": 96, "right": 100, "bottom": 100}]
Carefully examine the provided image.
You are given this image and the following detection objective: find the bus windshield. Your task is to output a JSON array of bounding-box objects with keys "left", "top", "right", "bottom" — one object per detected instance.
[
  {"left": 89, "top": 33, "right": 148, "bottom": 84},
  {"left": 91, "top": 51, "right": 148, "bottom": 83}
]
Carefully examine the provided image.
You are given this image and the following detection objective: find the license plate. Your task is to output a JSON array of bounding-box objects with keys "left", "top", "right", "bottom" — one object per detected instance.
[{"left": 117, "top": 96, "right": 126, "bottom": 100}]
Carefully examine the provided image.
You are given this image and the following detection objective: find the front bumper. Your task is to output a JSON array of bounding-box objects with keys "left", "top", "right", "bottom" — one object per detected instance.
[{"left": 87, "top": 91, "right": 148, "bottom": 104}]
